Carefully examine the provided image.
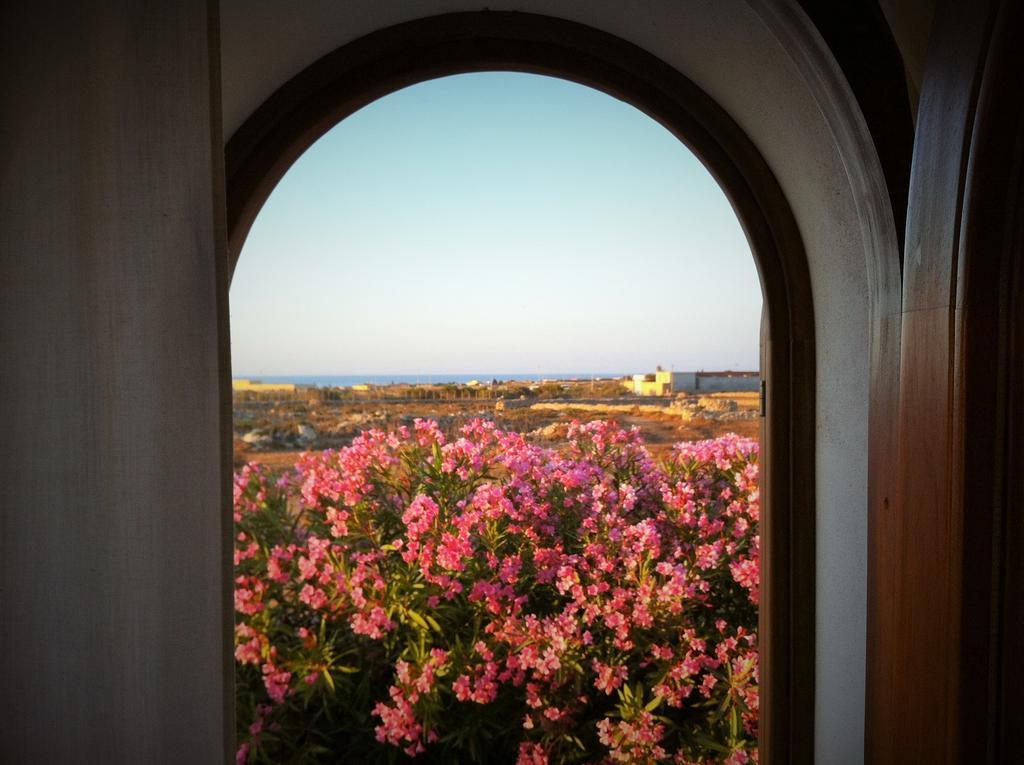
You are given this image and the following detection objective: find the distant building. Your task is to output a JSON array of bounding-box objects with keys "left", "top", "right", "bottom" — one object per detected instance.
[
  {"left": 626, "top": 370, "right": 679, "bottom": 396},
  {"left": 624, "top": 369, "right": 760, "bottom": 396},
  {"left": 232, "top": 378, "right": 297, "bottom": 392}
]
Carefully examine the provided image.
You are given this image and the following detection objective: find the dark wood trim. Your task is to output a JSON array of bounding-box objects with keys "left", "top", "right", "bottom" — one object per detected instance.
[
  {"left": 867, "top": 0, "right": 996, "bottom": 754},
  {"left": 866, "top": 0, "right": 1024, "bottom": 761},
  {"left": 995, "top": 65, "right": 1024, "bottom": 758},
  {"left": 955, "top": 1, "right": 1024, "bottom": 759},
  {"left": 206, "top": 0, "right": 235, "bottom": 761},
  {"left": 224, "top": 12, "right": 816, "bottom": 762}
]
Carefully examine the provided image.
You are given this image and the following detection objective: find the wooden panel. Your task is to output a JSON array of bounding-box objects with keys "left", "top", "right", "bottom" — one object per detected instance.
[
  {"left": 892, "top": 306, "right": 959, "bottom": 759},
  {"left": 866, "top": 0, "right": 1024, "bottom": 761},
  {"left": 997, "top": 159, "right": 1024, "bottom": 761},
  {"left": 867, "top": 0, "right": 988, "bottom": 759},
  {"left": 866, "top": 0, "right": 985, "bottom": 752},
  {"left": 957, "top": 2, "right": 1024, "bottom": 757},
  {"left": 901, "top": 0, "right": 995, "bottom": 313},
  {"left": 864, "top": 308, "right": 901, "bottom": 761}
]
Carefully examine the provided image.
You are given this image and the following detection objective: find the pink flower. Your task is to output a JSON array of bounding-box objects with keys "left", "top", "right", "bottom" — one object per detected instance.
[
  {"left": 299, "top": 583, "right": 329, "bottom": 610},
  {"left": 596, "top": 711, "right": 667, "bottom": 762},
  {"left": 233, "top": 422, "right": 760, "bottom": 762},
  {"left": 234, "top": 624, "right": 264, "bottom": 666},
  {"left": 351, "top": 605, "right": 394, "bottom": 639},
  {"left": 592, "top": 659, "right": 629, "bottom": 694},
  {"left": 517, "top": 741, "right": 549, "bottom": 764},
  {"left": 262, "top": 660, "right": 292, "bottom": 704}
]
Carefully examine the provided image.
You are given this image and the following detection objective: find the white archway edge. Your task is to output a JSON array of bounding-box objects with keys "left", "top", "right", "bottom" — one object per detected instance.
[{"left": 220, "top": 2, "right": 901, "bottom": 761}]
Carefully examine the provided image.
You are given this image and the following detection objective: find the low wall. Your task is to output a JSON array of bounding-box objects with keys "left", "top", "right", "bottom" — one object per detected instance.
[{"left": 679, "top": 376, "right": 760, "bottom": 393}]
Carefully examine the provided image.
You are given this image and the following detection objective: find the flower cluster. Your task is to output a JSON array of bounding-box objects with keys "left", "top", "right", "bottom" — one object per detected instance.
[{"left": 234, "top": 420, "right": 759, "bottom": 764}]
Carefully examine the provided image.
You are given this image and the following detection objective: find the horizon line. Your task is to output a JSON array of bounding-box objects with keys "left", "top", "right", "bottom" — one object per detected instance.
[{"left": 233, "top": 369, "right": 760, "bottom": 378}]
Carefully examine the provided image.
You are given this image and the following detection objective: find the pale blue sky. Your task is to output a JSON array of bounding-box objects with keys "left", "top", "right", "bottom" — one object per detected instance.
[{"left": 230, "top": 72, "right": 761, "bottom": 376}]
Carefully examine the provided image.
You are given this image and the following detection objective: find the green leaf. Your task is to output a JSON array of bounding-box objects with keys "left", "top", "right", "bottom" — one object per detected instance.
[
  {"left": 691, "top": 733, "right": 731, "bottom": 754},
  {"left": 406, "top": 609, "right": 430, "bottom": 631},
  {"left": 644, "top": 694, "right": 664, "bottom": 712},
  {"left": 562, "top": 734, "right": 586, "bottom": 751}
]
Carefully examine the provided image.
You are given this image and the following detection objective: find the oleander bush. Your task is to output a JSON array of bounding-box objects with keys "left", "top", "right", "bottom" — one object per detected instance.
[{"left": 234, "top": 419, "right": 759, "bottom": 764}]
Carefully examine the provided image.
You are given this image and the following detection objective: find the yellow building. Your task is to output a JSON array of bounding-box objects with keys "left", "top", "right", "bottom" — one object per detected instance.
[
  {"left": 624, "top": 370, "right": 677, "bottom": 396},
  {"left": 624, "top": 370, "right": 759, "bottom": 396},
  {"left": 232, "top": 378, "right": 297, "bottom": 392}
]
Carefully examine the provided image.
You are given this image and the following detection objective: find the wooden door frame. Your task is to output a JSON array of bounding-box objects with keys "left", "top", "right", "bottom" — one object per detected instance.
[{"left": 865, "top": 0, "right": 1024, "bottom": 760}]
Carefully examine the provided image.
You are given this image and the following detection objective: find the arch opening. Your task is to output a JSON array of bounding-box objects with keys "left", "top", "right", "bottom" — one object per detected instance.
[{"left": 224, "top": 12, "right": 816, "bottom": 763}]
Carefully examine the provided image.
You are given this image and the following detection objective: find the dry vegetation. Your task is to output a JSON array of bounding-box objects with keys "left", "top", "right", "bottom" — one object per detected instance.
[{"left": 234, "top": 381, "right": 760, "bottom": 469}]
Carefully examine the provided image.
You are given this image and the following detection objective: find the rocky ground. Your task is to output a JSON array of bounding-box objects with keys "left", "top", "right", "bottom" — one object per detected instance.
[{"left": 234, "top": 382, "right": 760, "bottom": 470}]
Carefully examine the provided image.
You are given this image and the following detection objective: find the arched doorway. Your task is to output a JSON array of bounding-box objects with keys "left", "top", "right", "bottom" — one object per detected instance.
[{"left": 223, "top": 12, "right": 816, "bottom": 762}]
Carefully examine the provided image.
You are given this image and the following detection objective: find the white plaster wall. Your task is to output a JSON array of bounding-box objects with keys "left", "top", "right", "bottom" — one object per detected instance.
[{"left": 220, "top": 2, "right": 898, "bottom": 760}]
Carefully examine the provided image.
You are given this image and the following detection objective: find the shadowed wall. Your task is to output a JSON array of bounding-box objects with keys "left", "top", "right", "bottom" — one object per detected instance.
[{"left": 0, "top": 1, "right": 231, "bottom": 761}]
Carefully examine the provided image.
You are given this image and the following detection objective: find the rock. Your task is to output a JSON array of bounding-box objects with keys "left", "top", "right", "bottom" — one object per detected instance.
[
  {"left": 720, "top": 410, "right": 758, "bottom": 422},
  {"left": 296, "top": 424, "right": 317, "bottom": 444},
  {"left": 697, "top": 396, "right": 738, "bottom": 413},
  {"left": 241, "top": 429, "right": 271, "bottom": 448},
  {"left": 529, "top": 423, "right": 566, "bottom": 441},
  {"left": 667, "top": 398, "right": 701, "bottom": 420}
]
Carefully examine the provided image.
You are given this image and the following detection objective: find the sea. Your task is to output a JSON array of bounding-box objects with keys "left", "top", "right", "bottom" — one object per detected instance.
[{"left": 234, "top": 373, "right": 625, "bottom": 388}]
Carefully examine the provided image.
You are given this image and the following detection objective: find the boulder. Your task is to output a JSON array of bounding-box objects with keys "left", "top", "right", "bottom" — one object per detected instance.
[
  {"left": 296, "top": 424, "right": 317, "bottom": 444},
  {"left": 241, "top": 429, "right": 271, "bottom": 447},
  {"left": 697, "top": 396, "right": 738, "bottom": 413},
  {"left": 529, "top": 423, "right": 567, "bottom": 441}
]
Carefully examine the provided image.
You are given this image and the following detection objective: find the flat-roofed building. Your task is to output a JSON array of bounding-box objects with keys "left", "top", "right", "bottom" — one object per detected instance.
[
  {"left": 232, "top": 378, "right": 297, "bottom": 392},
  {"left": 624, "top": 369, "right": 760, "bottom": 395}
]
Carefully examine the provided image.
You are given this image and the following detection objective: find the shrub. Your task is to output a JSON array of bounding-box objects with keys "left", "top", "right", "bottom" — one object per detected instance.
[
  {"left": 501, "top": 385, "right": 536, "bottom": 399},
  {"left": 535, "top": 383, "right": 567, "bottom": 400},
  {"left": 234, "top": 420, "right": 759, "bottom": 764}
]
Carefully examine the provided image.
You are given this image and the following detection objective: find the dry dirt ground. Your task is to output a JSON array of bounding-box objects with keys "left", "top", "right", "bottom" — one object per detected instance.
[{"left": 234, "top": 389, "right": 760, "bottom": 471}]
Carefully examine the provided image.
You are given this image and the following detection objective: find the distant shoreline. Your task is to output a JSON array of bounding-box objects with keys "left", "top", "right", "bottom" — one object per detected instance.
[
  {"left": 233, "top": 371, "right": 759, "bottom": 388},
  {"left": 233, "top": 373, "right": 628, "bottom": 387}
]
